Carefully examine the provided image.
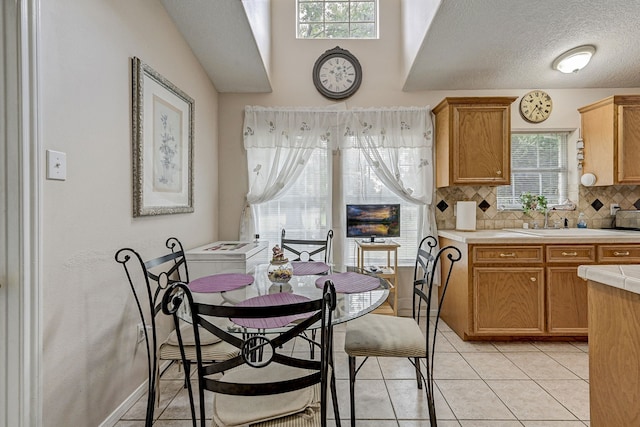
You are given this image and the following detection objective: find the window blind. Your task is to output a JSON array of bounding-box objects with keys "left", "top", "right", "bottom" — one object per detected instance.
[{"left": 497, "top": 132, "right": 569, "bottom": 209}]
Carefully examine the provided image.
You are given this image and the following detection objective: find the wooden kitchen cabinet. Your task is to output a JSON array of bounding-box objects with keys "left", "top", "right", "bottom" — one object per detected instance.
[
  {"left": 440, "top": 235, "right": 640, "bottom": 341},
  {"left": 546, "top": 267, "right": 589, "bottom": 335},
  {"left": 545, "top": 245, "right": 595, "bottom": 335},
  {"left": 434, "top": 97, "right": 517, "bottom": 187},
  {"left": 578, "top": 95, "right": 640, "bottom": 185},
  {"left": 473, "top": 267, "right": 545, "bottom": 335}
]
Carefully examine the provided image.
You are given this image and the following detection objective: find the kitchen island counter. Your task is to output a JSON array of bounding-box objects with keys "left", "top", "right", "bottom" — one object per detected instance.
[{"left": 577, "top": 264, "right": 640, "bottom": 426}]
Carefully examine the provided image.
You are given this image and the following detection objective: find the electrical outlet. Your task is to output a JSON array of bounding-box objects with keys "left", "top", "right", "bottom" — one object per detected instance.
[
  {"left": 610, "top": 204, "right": 621, "bottom": 216},
  {"left": 136, "top": 323, "right": 151, "bottom": 343}
]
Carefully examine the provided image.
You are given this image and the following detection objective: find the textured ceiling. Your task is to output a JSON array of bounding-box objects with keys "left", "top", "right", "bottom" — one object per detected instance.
[
  {"left": 404, "top": 0, "right": 640, "bottom": 90},
  {"left": 161, "top": 0, "right": 640, "bottom": 93}
]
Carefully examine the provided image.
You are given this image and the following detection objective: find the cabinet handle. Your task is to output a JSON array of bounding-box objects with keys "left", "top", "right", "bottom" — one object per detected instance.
[
  {"left": 614, "top": 251, "right": 630, "bottom": 256},
  {"left": 530, "top": 277, "right": 537, "bottom": 282},
  {"left": 499, "top": 253, "right": 516, "bottom": 257},
  {"left": 561, "top": 251, "right": 578, "bottom": 256},
  {"left": 496, "top": 170, "right": 502, "bottom": 175}
]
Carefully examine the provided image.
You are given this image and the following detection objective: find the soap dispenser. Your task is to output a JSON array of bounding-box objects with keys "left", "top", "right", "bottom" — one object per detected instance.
[{"left": 577, "top": 213, "right": 587, "bottom": 228}]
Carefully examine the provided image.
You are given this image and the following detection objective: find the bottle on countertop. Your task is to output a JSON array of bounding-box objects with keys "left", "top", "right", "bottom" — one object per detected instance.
[{"left": 577, "top": 213, "right": 588, "bottom": 228}]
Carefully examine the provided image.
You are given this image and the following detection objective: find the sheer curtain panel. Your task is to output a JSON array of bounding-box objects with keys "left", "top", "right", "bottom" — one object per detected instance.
[
  {"left": 240, "top": 106, "right": 335, "bottom": 241},
  {"left": 338, "top": 107, "right": 435, "bottom": 258}
]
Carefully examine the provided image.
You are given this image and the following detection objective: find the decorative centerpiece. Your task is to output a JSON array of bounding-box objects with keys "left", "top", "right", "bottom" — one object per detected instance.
[{"left": 267, "top": 245, "right": 293, "bottom": 284}]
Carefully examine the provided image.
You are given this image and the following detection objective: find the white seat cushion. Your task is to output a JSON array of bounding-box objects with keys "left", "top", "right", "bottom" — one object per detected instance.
[
  {"left": 161, "top": 322, "right": 240, "bottom": 362},
  {"left": 212, "top": 364, "right": 319, "bottom": 427},
  {"left": 344, "top": 313, "right": 426, "bottom": 358},
  {"left": 166, "top": 323, "right": 221, "bottom": 346}
]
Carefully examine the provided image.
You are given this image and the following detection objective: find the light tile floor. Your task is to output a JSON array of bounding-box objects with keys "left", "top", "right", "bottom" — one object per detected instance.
[{"left": 116, "top": 320, "right": 590, "bottom": 426}]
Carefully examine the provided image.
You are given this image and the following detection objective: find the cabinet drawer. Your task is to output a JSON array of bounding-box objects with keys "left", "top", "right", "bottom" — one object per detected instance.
[
  {"left": 598, "top": 245, "right": 640, "bottom": 263},
  {"left": 473, "top": 246, "right": 543, "bottom": 264},
  {"left": 546, "top": 245, "right": 596, "bottom": 264}
]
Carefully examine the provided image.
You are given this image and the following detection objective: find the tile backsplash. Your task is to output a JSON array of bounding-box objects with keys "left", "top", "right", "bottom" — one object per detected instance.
[{"left": 436, "top": 185, "right": 640, "bottom": 230}]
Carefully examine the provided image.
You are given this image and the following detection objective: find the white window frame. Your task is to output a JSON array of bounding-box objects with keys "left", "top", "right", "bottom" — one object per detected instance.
[{"left": 296, "top": 0, "right": 378, "bottom": 39}]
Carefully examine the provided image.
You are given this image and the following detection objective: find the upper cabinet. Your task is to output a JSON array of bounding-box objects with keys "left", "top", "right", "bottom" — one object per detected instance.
[
  {"left": 579, "top": 95, "right": 640, "bottom": 186},
  {"left": 434, "top": 97, "right": 517, "bottom": 187}
]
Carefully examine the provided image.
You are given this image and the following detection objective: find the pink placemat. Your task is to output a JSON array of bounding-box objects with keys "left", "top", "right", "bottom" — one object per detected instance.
[
  {"left": 188, "top": 273, "right": 254, "bottom": 293},
  {"left": 315, "top": 271, "right": 381, "bottom": 294},
  {"left": 292, "top": 261, "right": 330, "bottom": 276},
  {"left": 230, "top": 293, "right": 312, "bottom": 329}
]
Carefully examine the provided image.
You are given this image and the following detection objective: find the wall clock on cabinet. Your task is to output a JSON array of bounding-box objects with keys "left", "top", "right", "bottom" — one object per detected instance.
[
  {"left": 312, "top": 46, "right": 362, "bottom": 100},
  {"left": 519, "top": 90, "right": 553, "bottom": 123}
]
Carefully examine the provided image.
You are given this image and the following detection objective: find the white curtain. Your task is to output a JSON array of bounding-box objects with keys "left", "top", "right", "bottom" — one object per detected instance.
[
  {"left": 240, "top": 106, "right": 437, "bottom": 251},
  {"left": 240, "top": 106, "right": 336, "bottom": 240},
  {"left": 338, "top": 107, "right": 436, "bottom": 243}
]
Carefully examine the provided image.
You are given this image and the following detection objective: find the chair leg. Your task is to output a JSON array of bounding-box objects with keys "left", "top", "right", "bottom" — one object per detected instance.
[
  {"left": 183, "top": 361, "right": 190, "bottom": 388},
  {"left": 414, "top": 357, "right": 423, "bottom": 389},
  {"left": 330, "top": 367, "right": 341, "bottom": 425},
  {"left": 348, "top": 356, "right": 356, "bottom": 427}
]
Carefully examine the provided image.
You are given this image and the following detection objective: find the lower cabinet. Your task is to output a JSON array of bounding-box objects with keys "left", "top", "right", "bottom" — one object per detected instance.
[
  {"left": 546, "top": 267, "right": 589, "bottom": 335},
  {"left": 438, "top": 237, "right": 607, "bottom": 340},
  {"left": 473, "top": 267, "right": 545, "bottom": 335}
]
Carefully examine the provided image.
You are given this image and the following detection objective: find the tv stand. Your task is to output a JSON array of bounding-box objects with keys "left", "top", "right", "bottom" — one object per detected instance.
[{"left": 355, "top": 240, "right": 400, "bottom": 316}]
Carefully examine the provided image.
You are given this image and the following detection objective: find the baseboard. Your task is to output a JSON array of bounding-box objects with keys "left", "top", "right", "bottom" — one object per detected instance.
[{"left": 98, "top": 360, "right": 172, "bottom": 427}]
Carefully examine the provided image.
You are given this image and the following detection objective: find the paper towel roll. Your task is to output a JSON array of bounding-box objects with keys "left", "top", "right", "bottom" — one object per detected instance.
[{"left": 456, "top": 201, "right": 477, "bottom": 231}]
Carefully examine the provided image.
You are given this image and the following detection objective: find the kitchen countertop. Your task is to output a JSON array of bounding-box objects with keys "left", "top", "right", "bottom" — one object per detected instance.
[
  {"left": 578, "top": 264, "right": 640, "bottom": 295},
  {"left": 438, "top": 228, "right": 640, "bottom": 244}
]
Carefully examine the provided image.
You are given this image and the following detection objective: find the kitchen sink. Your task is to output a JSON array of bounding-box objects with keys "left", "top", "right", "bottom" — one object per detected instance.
[{"left": 502, "top": 228, "right": 626, "bottom": 237}]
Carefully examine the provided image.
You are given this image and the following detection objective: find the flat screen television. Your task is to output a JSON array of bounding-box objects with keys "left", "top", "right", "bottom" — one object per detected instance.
[{"left": 346, "top": 204, "right": 400, "bottom": 238}]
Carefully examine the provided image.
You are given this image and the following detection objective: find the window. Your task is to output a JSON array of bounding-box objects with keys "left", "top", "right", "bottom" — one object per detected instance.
[
  {"left": 297, "top": 0, "right": 377, "bottom": 39},
  {"left": 341, "top": 148, "right": 420, "bottom": 265},
  {"left": 253, "top": 148, "right": 331, "bottom": 250},
  {"left": 497, "top": 132, "right": 569, "bottom": 209}
]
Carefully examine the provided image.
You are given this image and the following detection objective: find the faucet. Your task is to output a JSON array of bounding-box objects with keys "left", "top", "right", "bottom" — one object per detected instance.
[
  {"left": 543, "top": 210, "right": 549, "bottom": 229},
  {"left": 563, "top": 217, "right": 569, "bottom": 229}
]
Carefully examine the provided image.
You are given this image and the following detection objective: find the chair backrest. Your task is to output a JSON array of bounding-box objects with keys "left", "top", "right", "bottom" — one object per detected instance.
[
  {"left": 411, "top": 235, "right": 462, "bottom": 324},
  {"left": 114, "top": 237, "right": 189, "bottom": 425},
  {"left": 162, "top": 280, "right": 337, "bottom": 427},
  {"left": 281, "top": 229, "right": 334, "bottom": 263}
]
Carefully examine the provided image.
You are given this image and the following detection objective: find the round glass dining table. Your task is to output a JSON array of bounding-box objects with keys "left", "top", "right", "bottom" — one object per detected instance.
[{"left": 183, "top": 263, "right": 390, "bottom": 330}]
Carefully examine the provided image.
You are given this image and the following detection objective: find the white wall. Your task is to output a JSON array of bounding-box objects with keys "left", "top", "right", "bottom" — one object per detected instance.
[
  {"left": 218, "top": 0, "right": 640, "bottom": 314},
  {"left": 39, "top": 0, "right": 219, "bottom": 425}
]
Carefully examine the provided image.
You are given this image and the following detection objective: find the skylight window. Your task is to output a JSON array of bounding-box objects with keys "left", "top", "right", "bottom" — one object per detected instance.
[{"left": 297, "top": 0, "right": 378, "bottom": 39}]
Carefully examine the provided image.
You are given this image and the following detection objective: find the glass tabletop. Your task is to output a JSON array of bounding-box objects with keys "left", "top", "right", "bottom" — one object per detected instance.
[{"left": 186, "top": 263, "right": 390, "bottom": 328}]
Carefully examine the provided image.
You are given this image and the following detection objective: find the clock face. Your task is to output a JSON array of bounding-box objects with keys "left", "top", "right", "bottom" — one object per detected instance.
[
  {"left": 520, "top": 90, "right": 553, "bottom": 123},
  {"left": 313, "top": 47, "right": 362, "bottom": 100}
]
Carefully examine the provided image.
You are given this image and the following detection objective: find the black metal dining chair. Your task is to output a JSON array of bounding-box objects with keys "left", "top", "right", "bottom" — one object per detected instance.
[
  {"left": 343, "top": 235, "right": 462, "bottom": 427},
  {"left": 281, "top": 229, "right": 334, "bottom": 263},
  {"left": 161, "top": 279, "right": 341, "bottom": 427},
  {"left": 115, "top": 237, "right": 238, "bottom": 427}
]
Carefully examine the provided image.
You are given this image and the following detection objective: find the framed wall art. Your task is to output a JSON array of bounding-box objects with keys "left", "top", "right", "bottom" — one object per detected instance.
[{"left": 131, "top": 57, "right": 194, "bottom": 217}]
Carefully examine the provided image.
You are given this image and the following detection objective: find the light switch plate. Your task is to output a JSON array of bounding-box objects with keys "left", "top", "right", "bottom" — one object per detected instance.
[{"left": 46, "top": 150, "right": 67, "bottom": 180}]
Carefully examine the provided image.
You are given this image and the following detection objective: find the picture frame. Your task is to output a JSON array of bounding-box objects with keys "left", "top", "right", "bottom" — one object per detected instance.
[{"left": 131, "top": 57, "right": 194, "bottom": 217}]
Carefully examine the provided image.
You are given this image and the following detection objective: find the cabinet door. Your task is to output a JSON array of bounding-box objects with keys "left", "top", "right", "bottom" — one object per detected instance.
[
  {"left": 546, "top": 267, "right": 588, "bottom": 335},
  {"left": 452, "top": 106, "right": 510, "bottom": 185},
  {"left": 617, "top": 104, "right": 640, "bottom": 183},
  {"left": 473, "top": 267, "right": 545, "bottom": 335}
]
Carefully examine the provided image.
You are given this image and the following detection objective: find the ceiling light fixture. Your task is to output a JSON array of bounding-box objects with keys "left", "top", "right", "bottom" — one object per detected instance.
[{"left": 552, "top": 45, "right": 596, "bottom": 73}]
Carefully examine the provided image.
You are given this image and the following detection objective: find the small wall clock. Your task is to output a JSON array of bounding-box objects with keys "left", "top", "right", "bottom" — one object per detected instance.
[
  {"left": 312, "top": 46, "right": 362, "bottom": 100},
  {"left": 519, "top": 90, "right": 553, "bottom": 123}
]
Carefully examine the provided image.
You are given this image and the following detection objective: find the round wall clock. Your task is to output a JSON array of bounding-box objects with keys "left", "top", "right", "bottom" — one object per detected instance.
[
  {"left": 519, "top": 90, "right": 553, "bottom": 123},
  {"left": 312, "top": 46, "right": 362, "bottom": 100}
]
